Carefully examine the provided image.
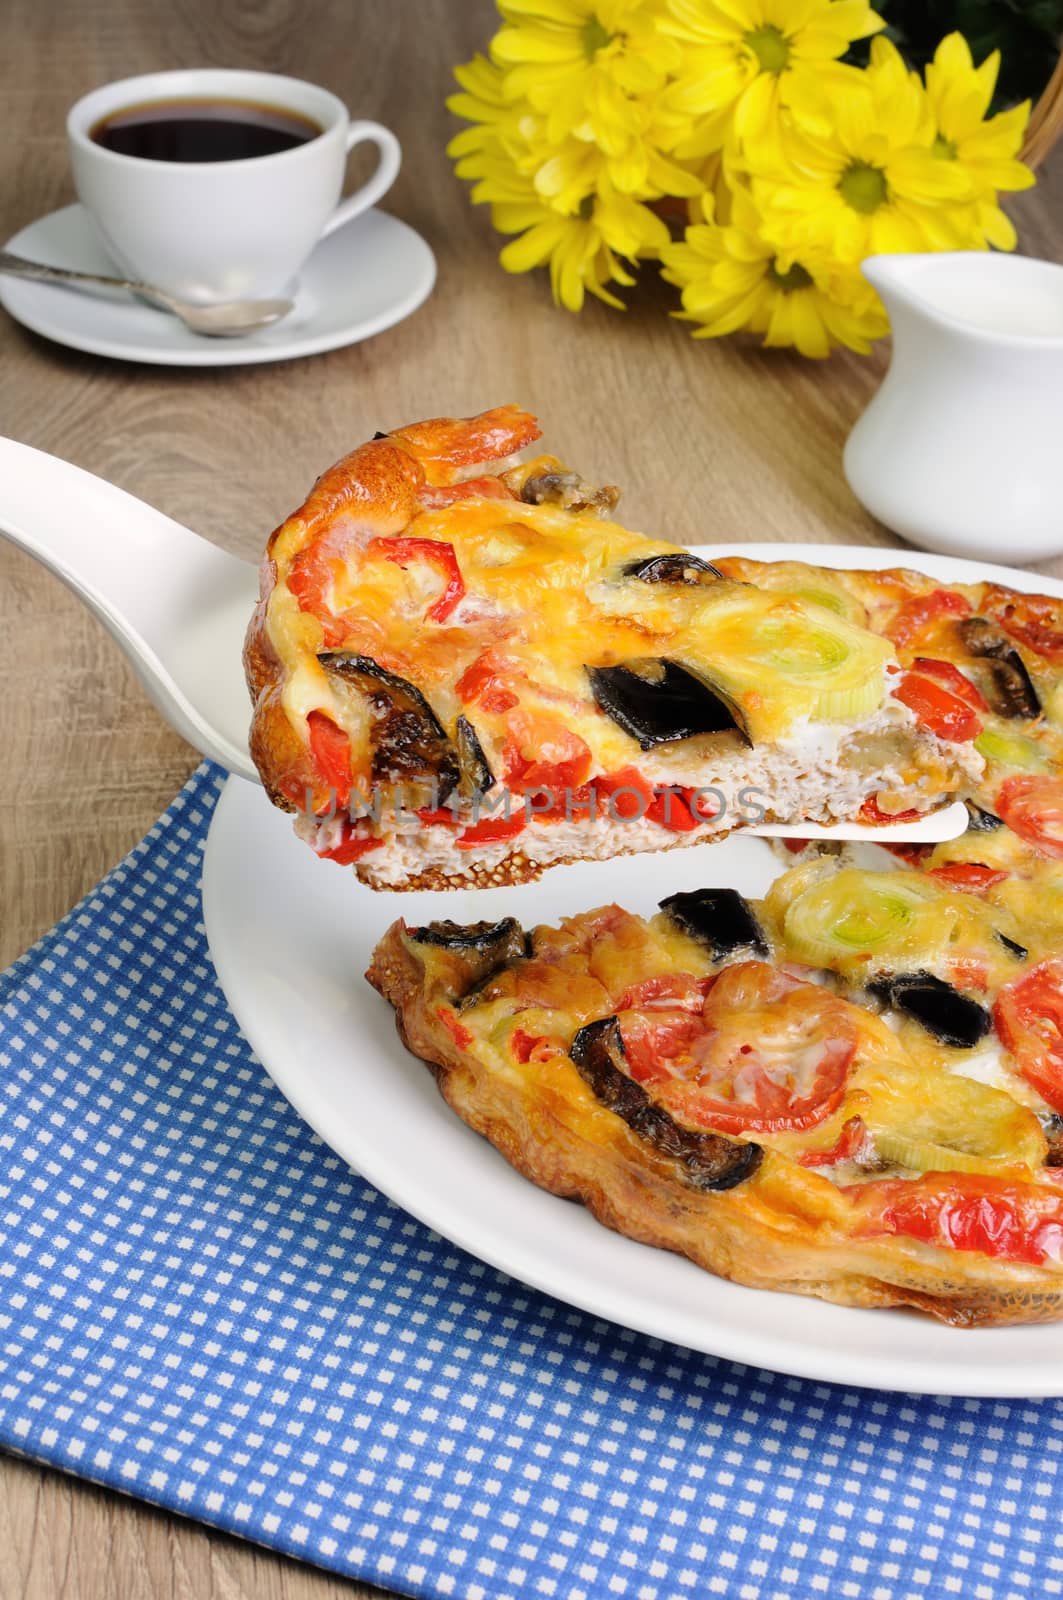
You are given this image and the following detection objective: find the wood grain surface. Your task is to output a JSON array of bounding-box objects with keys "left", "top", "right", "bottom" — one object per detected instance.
[{"left": 2, "top": 3, "right": 1063, "bottom": 1595}]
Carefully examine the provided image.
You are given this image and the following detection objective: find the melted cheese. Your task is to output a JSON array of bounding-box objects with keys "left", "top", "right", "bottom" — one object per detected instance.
[{"left": 264, "top": 490, "right": 973, "bottom": 818}]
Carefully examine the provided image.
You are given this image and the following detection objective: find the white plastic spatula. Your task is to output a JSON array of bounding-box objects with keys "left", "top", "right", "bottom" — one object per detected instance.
[{"left": 0, "top": 434, "right": 968, "bottom": 843}]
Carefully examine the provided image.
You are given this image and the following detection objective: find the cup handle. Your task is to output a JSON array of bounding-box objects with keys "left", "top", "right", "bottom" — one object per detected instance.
[{"left": 321, "top": 120, "right": 402, "bottom": 238}]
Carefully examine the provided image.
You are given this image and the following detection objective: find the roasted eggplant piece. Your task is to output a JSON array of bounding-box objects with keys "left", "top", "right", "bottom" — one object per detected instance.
[
  {"left": 411, "top": 917, "right": 530, "bottom": 1000},
  {"left": 411, "top": 917, "right": 526, "bottom": 954},
  {"left": 623, "top": 553, "right": 724, "bottom": 584},
  {"left": 587, "top": 658, "right": 752, "bottom": 750},
  {"left": 569, "top": 1017, "right": 762, "bottom": 1192},
  {"left": 659, "top": 888, "right": 768, "bottom": 961},
  {"left": 965, "top": 801, "right": 1004, "bottom": 832},
  {"left": 320, "top": 652, "right": 459, "bottom": 798},
  {"left": 869, "top": 971, "right": 991, "bottom": 1049},
  {"left": 955, "top": 618, "right": 1041, "bottom": 718},
  {"left": 456, "top": 715, "right": 495, "bottom": 796}
]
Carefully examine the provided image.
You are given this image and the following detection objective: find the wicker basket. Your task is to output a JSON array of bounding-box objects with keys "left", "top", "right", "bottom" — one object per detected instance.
[{"left": 1023, "top": 48, "right": 1063, "bottom": 168}]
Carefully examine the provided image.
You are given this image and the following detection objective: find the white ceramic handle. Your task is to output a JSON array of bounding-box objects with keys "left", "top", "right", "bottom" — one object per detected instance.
[
  {"left": 322, "top": 120, "right": 402, "bottom": 238},
  {"left": 0, "top": 434, "right": 260, "bottom": 781}
]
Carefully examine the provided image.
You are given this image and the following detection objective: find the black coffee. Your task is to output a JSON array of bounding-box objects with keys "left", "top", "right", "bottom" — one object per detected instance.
[{"left": 89, "top": 97, "right": 322, "bottom": 163}]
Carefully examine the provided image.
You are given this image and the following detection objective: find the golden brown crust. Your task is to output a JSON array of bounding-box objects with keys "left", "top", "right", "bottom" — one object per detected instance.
[
  {"left": 364, "top": 852, "right": 544, "bottom": 893},
  {"left": 367, "top": 922, "right": 1063, "bottom": 1327},
  {"left": 246, "top": 409, "right": 543, "bottom": 831},
  {"left": 244, "top": 578, "right": 293, "bottom": 810},
  {"left": 244, "top": 562, "right": 304, "bottom": 813},
  {"left": 247, "top": 684, "right": 305, "bottom": 813},
  {"left": 247, "top": 432, "right": 456, "bottom": 810},
  {"left": 265, "top": 438, "right": 423, "bottom": 563}
]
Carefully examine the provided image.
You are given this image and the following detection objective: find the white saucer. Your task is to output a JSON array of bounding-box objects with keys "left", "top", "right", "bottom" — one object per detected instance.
[{"left": 0, "top": 203, "right": 436, "bottom": 366}]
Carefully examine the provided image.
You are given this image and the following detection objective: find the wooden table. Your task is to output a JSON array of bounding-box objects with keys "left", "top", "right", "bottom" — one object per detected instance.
[{"left": 3, "top": 2, "right": 1063, "bottom": 1594}]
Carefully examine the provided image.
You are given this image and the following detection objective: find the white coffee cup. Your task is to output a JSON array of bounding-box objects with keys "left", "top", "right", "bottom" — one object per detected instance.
[{"left": 67, "top": 69, "right": 401, "bottom": 304}]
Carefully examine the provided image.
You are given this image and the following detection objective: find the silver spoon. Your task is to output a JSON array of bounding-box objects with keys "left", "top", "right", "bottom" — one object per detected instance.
[{"left": 0, "top": 249, "right": 293, "bottom": 337}]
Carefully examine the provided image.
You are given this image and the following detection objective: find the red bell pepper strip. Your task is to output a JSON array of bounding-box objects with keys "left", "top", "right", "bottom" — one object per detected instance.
[{"left": 369, "top": 536, "right": 466, "bottom": 623}]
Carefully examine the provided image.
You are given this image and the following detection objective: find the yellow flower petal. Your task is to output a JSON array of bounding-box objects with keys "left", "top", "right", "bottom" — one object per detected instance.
[
  {"left": 499, "top": 0, "right": 587, "bottom": 24},
  {"left": 500, "top": 219, "right": 569, "bottom": 271},
  {"left": 888, "top": 148, "right": 972, "bottom": 202},
  {"left": 978, "top": 203, "right": 1018, "bottom": 253},
  {"left": 492, "top": 29, "right": 584, "bottom": 65},
  {"left": 777, "top": 291, "right": 832, "bottom": 357}
]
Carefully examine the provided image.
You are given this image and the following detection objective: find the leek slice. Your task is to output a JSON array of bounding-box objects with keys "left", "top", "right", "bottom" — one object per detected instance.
[
  {"left": 870, "top": 1129, "right": 1036, "bottom": 1177},
  {"left": 973, "top": 726, "right": 1047, "bottom": 771},
  {"left": 780, "top": 869, "right": 941, "bottom": 970},
  {"left": 735, "top": 561, "right": 870, "bottom": 627},
  {"left": 682, "top": 589, "right": 891, "bottom": 731},
  {"left": 859, "top": 1061, "right": 1046, "bottom": 1174},
  {"left": 776, "top": 865, "right": 1023, "bottom": 984}
]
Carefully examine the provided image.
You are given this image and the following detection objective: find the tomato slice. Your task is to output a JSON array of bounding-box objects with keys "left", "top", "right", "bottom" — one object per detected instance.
[
  {"left": 855, "top": 1172, "right": 1063, "bottom": 1265},
  {"left": 416, "top": 806, "right": 460, "bottom": 827},
  {"left": 455, "top": 813, "right": 527, "bottom": 848},
  {"left": 593, "top": 774, "right": 712, "bottom": 833},
  {"left": 368, "top": 536, "right": 466, "bottom": 623},
  {"left": 859, "top": 797, "right": 924, "bottom": 826},
  {"left": 619, "top": 1009, "right": 705, "bottom": 1086},
  {"left": 996, "top": 775, "right": 1063, "bottom": 860},
  {"left": 886, "top": 589, "right": 971, "bottom": 650},
  {"left": 646, "top": 787, "right": 700, "bottom": 832},
  {"left": 313, "top": 816, "right": 382, "bottom": 865},
  {"left": 618, "top": 961, "right": 858, "bottom": 1133},
  {"left": 983, "top": 585, "right": 1063, "bottom": 664},
  {"left": 994, "top": 959, "right": 1063, "bottom": 1113},
  {"left": 592, "top": 768, "right": 656, "bottom": 820},
  {"left": 927, "top": 862, "right": 1007, "bottom": 893},
  {"left": 891, "top": 670, "right": 982, "bottom": 742},
  {"left": 502, "top": 711, "right": 593, "bottom": 793},
  {"left": 306, "top": 710, "right": 352, "bottom": 809},
  {"left": 911, "top": 656, "right": 990, "bottom": 713},
  {"left": 457, "top": 649, "right": 523, "bottom": 713},
  {"left": 616, "top": 973, "right": 710, "bottom": 1013}
]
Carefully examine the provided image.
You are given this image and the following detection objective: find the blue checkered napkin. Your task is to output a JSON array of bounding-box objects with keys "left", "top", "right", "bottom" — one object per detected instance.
[{"left": 2, "top": 764, "right": 1063, "bottom": 1600}]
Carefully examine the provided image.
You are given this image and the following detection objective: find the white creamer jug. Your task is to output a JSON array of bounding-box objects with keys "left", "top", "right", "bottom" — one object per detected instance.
[{"left": 844, "top": 252, "right": 1063, "bottom": 564}]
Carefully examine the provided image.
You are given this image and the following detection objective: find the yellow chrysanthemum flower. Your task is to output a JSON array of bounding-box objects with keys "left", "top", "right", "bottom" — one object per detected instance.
[
  {"left": 755, "top": 36, "right": 979, "bottom": 263},
  {"left": 492, "top": 0, "right": 701, "bottom": 195},
  {"left": 924, "top": 33, "right": 1035, "bottom": 251},
  {"left": 497, "top": 178, "right": 671, "bottom": 309},
  {"left": 448, "top": 8, "right": 1038, "bottom": 332},
  {"left": 664, "top": 0, "right": 885, "bottom": 160},
  {"left": 661, "top": 185, "right": 887, "bottom": 357},
  {"left": 448, "top": 54, "right": 669, "bottom": 310}
]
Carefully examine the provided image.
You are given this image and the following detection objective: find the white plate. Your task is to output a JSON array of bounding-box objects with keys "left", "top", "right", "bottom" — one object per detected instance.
[
  {"left": 203, "top": 544, "right": 1063, "bottom": 1396},
  {"left": 0, "top": 203, "right": 436, "bottom": 366}
]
